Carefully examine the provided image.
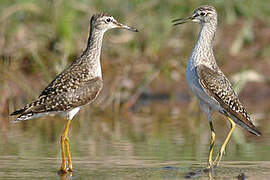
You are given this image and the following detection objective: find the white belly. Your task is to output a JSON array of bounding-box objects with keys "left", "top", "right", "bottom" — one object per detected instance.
[
  {"left": 186, "top": 61, "right": 207, "bottom": 101},
  {"left": 185, "top": 60, "right": 222, "bottom": 112}
]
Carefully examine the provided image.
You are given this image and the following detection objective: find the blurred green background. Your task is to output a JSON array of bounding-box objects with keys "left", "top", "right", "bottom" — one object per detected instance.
[{"left": 0, "top": 0, "right": 270, "bottom": 178}]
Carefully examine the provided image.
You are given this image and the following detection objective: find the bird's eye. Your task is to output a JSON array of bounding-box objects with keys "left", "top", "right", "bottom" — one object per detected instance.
[
  {"left": 200, "top": 12, "right": 206, "bottom": 16},
  {"left": 106, "top": 18, "right": 111, "bottom": 23}
]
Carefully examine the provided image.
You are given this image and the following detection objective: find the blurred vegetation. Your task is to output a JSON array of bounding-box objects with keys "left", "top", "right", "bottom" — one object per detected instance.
[{"left": 0, "top": 0, "right": 270, "bottom": 164}]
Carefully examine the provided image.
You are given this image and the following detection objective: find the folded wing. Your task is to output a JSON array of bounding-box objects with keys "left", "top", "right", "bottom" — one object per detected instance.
[{"left": 196, "top": 64, "right": 261, "bottom": 136}]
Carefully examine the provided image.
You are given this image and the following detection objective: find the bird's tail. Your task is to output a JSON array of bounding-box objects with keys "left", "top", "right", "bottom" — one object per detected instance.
[
  {"left": 10, "top": 108, "right": 26, "bottom": 116},
  {"left": 13, "top": 113, "right": 35, "bottom": 123},
  {"left": 229, "top": 115, "right": 261, "bottom": 136},
  {"left": 10, "top": 108, "right": 33, "bottom": 123}
]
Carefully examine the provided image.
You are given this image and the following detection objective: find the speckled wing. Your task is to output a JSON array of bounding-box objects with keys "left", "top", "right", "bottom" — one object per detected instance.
[
  {"left": 196, "top": 64, "right": 261, "bottom": 136},
  {"left": 39, "top": 62, "right": 91, "bottom": 97},
  {"left": 11, "top": 74, "right": 103, "bottom": 119},
  {"left": 36, "top": 76, "right": 103, "bottom": 112}
]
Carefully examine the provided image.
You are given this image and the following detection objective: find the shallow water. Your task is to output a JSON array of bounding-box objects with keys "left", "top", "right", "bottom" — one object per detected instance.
[
  {"left": 1, "top": 106, "right": 270, "bottom": 179},
  {"left": 1, "top": 156, "right": 270, "bottom": 179}
]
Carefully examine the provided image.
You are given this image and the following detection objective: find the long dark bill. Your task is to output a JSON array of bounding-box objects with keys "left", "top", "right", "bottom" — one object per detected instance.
[
  {"left": 172, "top": 16, "right": 191, "bottom": 26},
  {"left": 115, "top": 22, "right": 139, "bottom": 32}
]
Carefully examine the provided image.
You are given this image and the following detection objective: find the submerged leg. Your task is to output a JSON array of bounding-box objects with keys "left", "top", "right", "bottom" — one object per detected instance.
[
  {"left": 213, "top": 116, "right": 236, "bottom": 167},
  {"left": 59, "top": 120, "right": 72, "bottom": 173},
  {"left": 207, "top": 121, "right": 216, "bottom": 169}
]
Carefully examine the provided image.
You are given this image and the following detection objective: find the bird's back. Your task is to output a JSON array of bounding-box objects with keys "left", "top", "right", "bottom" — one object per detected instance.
[{"left": 11, "top": 56, "right": 103, "bottom": 121}]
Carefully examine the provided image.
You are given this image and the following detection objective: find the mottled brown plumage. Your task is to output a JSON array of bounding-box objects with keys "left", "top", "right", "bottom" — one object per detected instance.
[
  {"left": 174, "top": 5, "right": 260, "bottom": 169},
  {"left": 11, "top": 13, "right": 138, "bottom": 122},
  {"left": 10, "top": 12, "right": 138, "bottom": 173},
  {"left": 197, "top": 64, "right": 260, "bottom": 135},
  {"left": 11, "top": 75, "right": 102, "bottom": 118}
]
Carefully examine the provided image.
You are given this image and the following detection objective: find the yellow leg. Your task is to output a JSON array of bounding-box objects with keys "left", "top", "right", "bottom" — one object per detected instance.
[
  {"left": 213, "top": 117, "right": 236, "bottom": 167},
  {"left": 60, "top": 136, "right": 66, "bottom": 173},
  {"left": 65, "top": 136, "right": 73, "bottom": 171},
  {"left": 59, "top": 120, "right": 72, "bottom": 173},
  {"left": 207, "top": 121, "right": 216, "bottom": 169}
]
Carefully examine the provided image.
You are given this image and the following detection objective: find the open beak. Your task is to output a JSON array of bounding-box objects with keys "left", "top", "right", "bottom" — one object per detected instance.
[
  {"left": 172, "top": 16, "right": 192, "bottom": 26},
  {"left": 115, "top": 22, "right": 139, "bottom": 32}
]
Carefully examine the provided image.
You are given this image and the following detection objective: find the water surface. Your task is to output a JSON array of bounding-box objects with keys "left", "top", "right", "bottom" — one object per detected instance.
[{"left": 1, "top": 107, "right": 270, "bottom": 179}]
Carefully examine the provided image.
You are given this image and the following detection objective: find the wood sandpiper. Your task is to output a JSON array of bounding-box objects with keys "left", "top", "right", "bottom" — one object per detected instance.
[
  {"left": 173, "top": 5, "right": 261, "bottom": 169},
  {"left": 11, "top": 13, "right": 138, "bottom": 174}
]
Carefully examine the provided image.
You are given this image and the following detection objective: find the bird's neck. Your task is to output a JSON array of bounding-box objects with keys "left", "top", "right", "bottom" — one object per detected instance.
[
  {"left": 189, "top": 20, "right": 218, "bottom": 69},
  {"left": 83, "top": 27, "right": 106, "bottom": 78}
]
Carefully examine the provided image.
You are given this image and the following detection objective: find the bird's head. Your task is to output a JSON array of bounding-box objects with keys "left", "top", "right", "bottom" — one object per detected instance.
[
  {"left": 173, "top": 5, "right": 217, "bottom": 26},
  {"left": 91, "top": 13, "right": 138, "bottom": 32}
]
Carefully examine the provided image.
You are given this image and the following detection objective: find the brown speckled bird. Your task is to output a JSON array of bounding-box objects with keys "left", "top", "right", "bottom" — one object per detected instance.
[
  {"left": 173, "top": 5, "right": 260, "bottom": 169},
  {"left": 11, "top": 13, "right": 138, "bottom": 173}
]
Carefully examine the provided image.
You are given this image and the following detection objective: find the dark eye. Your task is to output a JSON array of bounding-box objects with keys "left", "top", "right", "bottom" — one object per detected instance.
[
  {"left": 200, "top": 12, "right": 205, "bottom": 16},
  {"left": 106, "top": 18, "right": 111, "bottom": 23}
]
